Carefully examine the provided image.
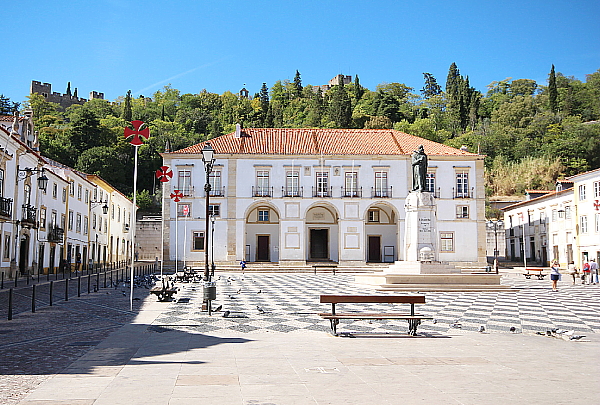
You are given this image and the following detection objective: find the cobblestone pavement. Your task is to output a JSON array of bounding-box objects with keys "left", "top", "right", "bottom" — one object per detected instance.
[
  {"left": 2, "top": 271, "right": 599, "bottom": 404},
  {"left": 154, "top": 273, "right": 600, "bottom": 335}
]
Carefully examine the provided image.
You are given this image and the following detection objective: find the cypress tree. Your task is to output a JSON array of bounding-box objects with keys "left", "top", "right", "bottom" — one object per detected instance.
[
  {"left": 123, "top": 90, "right": 133, "bottom": 122},
  {"left": 329, "top": 75, "right": 352, "bottom": 128},
  {"left": 259, "top": 83, "right": 270, "bottom": 126},
  {"left": 421, "top": 73, "right": 442, "bottom": 98},
  {"left": 548, "top": 64, "right": 558, "bottom": 112},
  {"left": 293, "top": 70, "right": 303, "bottom": 98},
  {"left": 354, "top": 75, "right": 364, "bottom": 101}
]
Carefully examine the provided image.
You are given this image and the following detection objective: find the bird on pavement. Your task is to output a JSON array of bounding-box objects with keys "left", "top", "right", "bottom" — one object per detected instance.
[
  {"left": 213, "top": 304, "right": 222, "bottom": 312},
  {"left": 256, "top": 289, "right": 262, "bottom": 294},
  {"left": 237, "top": 288, "right": 242, "bottom": 294},
  {"left": 478, "top": 325, "right": 485, "bottom": 333},
  {"left": 509, "top": 326, "right": 516, "bottom": 333},
  {"left": 256, "top": 305, "right": 266, "bottom": 314},
  {"left": 222, "top": 310, "right": 230, "bottom": 318},
  {"left": 570, "top": 335, "right": 585, "bottom": 341},
  {"left": 450, "top": 323, "right": 462, "bottom": 329}
]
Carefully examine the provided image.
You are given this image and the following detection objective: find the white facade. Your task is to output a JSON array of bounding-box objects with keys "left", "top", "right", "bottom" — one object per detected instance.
[
  {"left": 162, "top": 129, "right": 487, "bottom": 266},
  {"left": 502, "top": 168, "right": 600, "bottom": 267}
]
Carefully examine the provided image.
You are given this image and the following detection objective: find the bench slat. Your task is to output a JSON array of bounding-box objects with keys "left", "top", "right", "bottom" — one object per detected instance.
[
  {"left": 322, "top": 315, "right": 433, "bottom": 320},
  {"left": 320, "top": 295, "right": 425, "bottom": 304}
]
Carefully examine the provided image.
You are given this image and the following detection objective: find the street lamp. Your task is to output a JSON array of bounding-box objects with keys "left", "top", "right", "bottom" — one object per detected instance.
[
  {"left": 202, "top": 142, "right": 215, "bottom": 282},
  {"left": 487, "top": 219, "right": 504, "bottom": 274},
  {"left": 210, "top": 214, "right": 216, "bottom": 277},
  {"left": 90, "top": 199, "right": 109, "bottom": 215},
  {"left": 17, "top": 167, "right": 48, "bottom": 192}
]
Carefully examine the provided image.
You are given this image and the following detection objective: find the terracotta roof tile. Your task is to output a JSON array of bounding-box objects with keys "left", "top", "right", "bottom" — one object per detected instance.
[{"left": 171, "top": 128, "right": 477, "bottom": 156}]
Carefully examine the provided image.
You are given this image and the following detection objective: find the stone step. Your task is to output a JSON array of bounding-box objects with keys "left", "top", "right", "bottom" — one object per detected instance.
[{"left": 375, "top": 284, "right": 514, "bottom": 292}]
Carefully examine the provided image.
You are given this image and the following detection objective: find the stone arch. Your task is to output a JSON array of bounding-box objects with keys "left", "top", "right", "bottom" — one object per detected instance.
[
  {"left": 245, "top": 201, "right": 280, "bottom": 262},
  {"left": 305, "top": 203, "right": 340, "bottom": 262},
  {"left": 364, "top": 202, "right": 399, "bottom": 263}
]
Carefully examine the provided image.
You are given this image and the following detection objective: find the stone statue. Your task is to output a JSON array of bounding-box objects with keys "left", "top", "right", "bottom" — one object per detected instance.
[{"left": 411, "top": 145, "right": 428, "bottom": 192}]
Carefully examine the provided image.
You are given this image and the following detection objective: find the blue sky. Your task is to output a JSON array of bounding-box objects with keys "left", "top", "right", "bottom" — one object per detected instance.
[{"left": 4, "top": 0, "right": 599, "bottom": 105}]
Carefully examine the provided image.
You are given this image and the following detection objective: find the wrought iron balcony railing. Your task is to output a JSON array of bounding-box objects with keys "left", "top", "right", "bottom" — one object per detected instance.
[
  {"left": 252, "top": 186, "right": 273, "bottom": 198},
  {"left": 21, "top": 204, "right": 37, "bottom": 226},
  {"left": 208, "top": 186, "right": 225, "bottom": 197},
  {"left": 282, "top": 186, "right": 303, "bottom": 198},
  {"left": 312, "top": 186, "right": 332, "bottom": 198},
  {"left": 341, "top": 187, "right": 362, "bottom": 198},
  {"left": 453, "top": 187, "right": 474, "bottom": 199},
  {"left": 371, "top": 187, "right": 392, "bottom": 198},
  {"left": 48, "top": 226, "right": 64, "bottom": 243},
  {"left": 0, "top": 196, "right": 12, "bottom": 218}
]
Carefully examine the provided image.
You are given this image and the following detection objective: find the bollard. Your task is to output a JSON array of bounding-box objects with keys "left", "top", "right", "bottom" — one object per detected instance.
[
  {"left": 47, "top": 269, "right": 50, "bottom": 282},
  {"left": 77, "top": 276, "right": 81, "bottom": 297},
  {"left": 49, "top": 281, "right": 53, "bottom": 306},
  {"left": 103, "top": 271, "right": 107, "bottom": 288},
  {"left": 1, "top": 271, "right": 3, "bottom": 289},
  {"left": 87, "top": 275, "right": 91, "bottom": 294},
  {"left": 32, "top": 284, "right": 36, "bottom": 313},
  {"left": 38, "top": 271, "right": 40, "bottom": 283},
  {"left": 65, "top": 279, "right": 69, "bottom": 301},
  {"left": 8, "top": 288, "right": 13, "bottom": 320},
  {"left": 27, "top": 272, "right": 30, "bottom": 285},
  {"left": 14, "top": 272, "right": 18, "bottom": 288},
  {"left": 96, "top": 273, "right": 100, "bottom": 290}
]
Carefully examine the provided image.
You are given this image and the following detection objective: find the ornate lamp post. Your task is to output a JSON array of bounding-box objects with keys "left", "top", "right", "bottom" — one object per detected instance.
[
  {"left": 486, "top": 219, "right": 504, "bottom": 274},
  {"left": 202, "top": 143, "right": 215, "bottom": 281}
]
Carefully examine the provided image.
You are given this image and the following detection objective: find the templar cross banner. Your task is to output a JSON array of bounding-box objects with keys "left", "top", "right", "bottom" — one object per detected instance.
[
  {"left": 156, "top": 166, "right": 173, "bottom": 183},
  {"left": 124, "top": 120, "right": 150, "bottom": 146}
]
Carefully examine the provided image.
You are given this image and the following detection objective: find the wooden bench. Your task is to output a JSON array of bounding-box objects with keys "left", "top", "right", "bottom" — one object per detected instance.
[
  {"left": 319, "top": 295, "right": 432, "bottom": 336},
  {"left": 150, "top": 278, "right": 178, "bottom": 301},
  {"left": 523, "top": 268, "right": 547, "bottom": 280},
  {"left": 313, "top": 265, "right": 337, "bottom": 275}
]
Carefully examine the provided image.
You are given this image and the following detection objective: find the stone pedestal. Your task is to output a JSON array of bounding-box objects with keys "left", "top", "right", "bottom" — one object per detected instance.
[{"left": 404, "top": 191, "right": 436, "bottom": 262}]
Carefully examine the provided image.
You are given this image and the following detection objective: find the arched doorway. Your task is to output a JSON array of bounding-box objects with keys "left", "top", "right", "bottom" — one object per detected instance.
[
  {"left": 245, "top": 203, "right": 280, "bottom": 262},
  {"left": 306, "top": 204, "right": 339, "bottom": 262},
  {"left": 365, "top": 203, "right": 398, "bottom": 263}
]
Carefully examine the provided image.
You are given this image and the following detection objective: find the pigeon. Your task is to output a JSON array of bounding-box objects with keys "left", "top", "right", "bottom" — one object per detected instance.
[
  {"left": 450, "top": 323, "right": 462, "bottom": 329},
  {"left": 509, "top": 326, "right": 516, "bottom": 333},
  {"left": 546, "top": 330, "right": 552, "bottom": 336},
  {"left": 570, "top": 335, "right": 585, "bottom": 341},
  {"left": 213, "top": 304, "right": 222, "bottom": 312},
  {"left": 536, "top": 331, "right": 546, "bottom": 336},
  {"left": 237, "top": 288, "right": 242, "bottom": 294},
  {"left": 228, "top": 295, "right": 235, "bottom": 299},
  {"left": 133, "top": 297, "right": 140, "bottom": 301},
  {"left": 122, "top": 291, "right": 126, "bottom": 296},
  {"left": 563, "top": 330, "right": 575, "bottom": 337},
  {"left": 478, "top": 325, "right": 485, "bottom": 333},
  {"left": 432, "top": 319, "right": 437, "bottom": 324},
  {"left": 222, "top": 310, "right": 230, "bottom": 318},
  {"left": 256, "top": 289, "right": 262, "bottom": 294},
  {"left": 256, "top": 305, "right": 266, "bottom": 314}
]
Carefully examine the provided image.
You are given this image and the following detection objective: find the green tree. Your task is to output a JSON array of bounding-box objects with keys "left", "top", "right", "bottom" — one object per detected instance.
[
  {"left": 0, "top": 94, "right": 19, "bottom": 114},
  {"left": 548, "top": 65, "right": 558, "bottom": 112},
  {"left": 353, "top": 75, "right": 365, "bottom": 101},
  {"left": 328, "top": 76, "right": 352, "bottom": 128},
  {"left": 293, "top": 70, "right": 303, "bottom": 99},
  {"left": 123, "top": 90, "right": 133, "bottom": 122},
  {"left": 421, "top": 73, "right": 442, "bottom": 98}
]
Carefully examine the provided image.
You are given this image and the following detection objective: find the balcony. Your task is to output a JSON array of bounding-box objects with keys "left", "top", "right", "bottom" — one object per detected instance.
[
  {"left": 252, "top": 186, "right": 273, "bottom": 198},
  {"left": 21, "top": 204, "right": 37, "bottom": 227},
  {"left": 282, "top": 186, "right": 303, "bottom": 198},
  {"left": 453, "top": 187, "right": 474, "bottom": 199},
  {"left": 48, "top": 226, "right": 64, "bottom": 243},
  {"left": 208, "top": 186, "right": 225, "bottom": 197},
  {"left": 312, "top": 186, "right": 332, "bottom": 198},
  {"left": 371, "top": 187, "right": 392, "bottom": 198},
  {"left": 341, "top": 187, "right": 362, "bottom": 198},
  {"left": 0, "top": 196, "right": 12, "bottom": 219}
]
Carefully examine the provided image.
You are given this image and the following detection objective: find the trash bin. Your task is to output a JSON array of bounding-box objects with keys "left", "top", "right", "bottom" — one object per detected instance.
[
  {"left": 485, "top": 266, "right": 492, "bottom": 273},
  {"left": 203, "top": 281, "right": 216, "bottom": 301}
]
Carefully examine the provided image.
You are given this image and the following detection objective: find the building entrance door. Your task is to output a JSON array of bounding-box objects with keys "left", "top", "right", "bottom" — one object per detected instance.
[
  {"left": 257, "top": 235, "right": 270, "bottom": 261},
  {"left": 368, "top": 236, "right": 381, "bottom": 262},
  {"left": 310, "top": 229, "right": 328, "bottom": 260},
  {"left": 19, "top": 235, "right": 29, "bottom": 275}
]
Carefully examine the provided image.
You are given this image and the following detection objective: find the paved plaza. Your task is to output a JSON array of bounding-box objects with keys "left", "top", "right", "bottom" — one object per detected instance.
[{"left": 1, "top": 271, "right": 600, "bottom": 404}]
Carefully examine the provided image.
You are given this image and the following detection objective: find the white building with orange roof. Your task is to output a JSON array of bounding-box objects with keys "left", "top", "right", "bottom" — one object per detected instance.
[{"left": 161, "top": 128, "right": 487, "bottom": 268}]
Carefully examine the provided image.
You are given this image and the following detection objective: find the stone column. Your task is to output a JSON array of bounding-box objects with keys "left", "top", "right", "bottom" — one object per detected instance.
[{"left": 404, "top": 191, "right": 437, "bottom": 262}]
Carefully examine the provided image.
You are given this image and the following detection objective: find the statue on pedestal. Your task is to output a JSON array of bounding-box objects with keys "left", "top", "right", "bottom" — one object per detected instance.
[{"left": 411, "top": 145, "right": 428, "bottom": 192}]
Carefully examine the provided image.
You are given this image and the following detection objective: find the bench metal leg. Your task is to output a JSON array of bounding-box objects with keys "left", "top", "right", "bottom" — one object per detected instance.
[
  {"left": 407, "top": 319, "right": 421, "bottom": 336},
  {"left": 329, "top": 319, "right": 339, "bottom": 336}
]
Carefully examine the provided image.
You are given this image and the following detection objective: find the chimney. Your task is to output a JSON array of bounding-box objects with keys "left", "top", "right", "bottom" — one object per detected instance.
[{"left": 235, "top": 123, "right": 242, "bottom": 138}]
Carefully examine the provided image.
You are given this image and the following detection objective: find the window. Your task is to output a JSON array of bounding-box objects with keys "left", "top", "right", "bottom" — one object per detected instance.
[
  {"left": 24, "top": 184, "right": 31, "bottom": 205},
  {"left": 178, "top": 170, "right": 192, "bottom": 196},
  {"left": 209, "top": 171, "right": 222, "bottom": 195},
  {"left": 456, "top": 205, "right": 469, "bottom": 219},
  {"left": 76, "top": 213, "right": 82, "bottom": 233},
  {"left": 580, "top": 216, "right": 588, "bottom": 234},
  {"left": 61, "top": 214, "right": 66, "bottom": 230},
  {"left": 111, "top": 204, "right": 115, "bottom": 219},
  {"left": 77, "top": 184, "right": 82, "bottom": 200},
  {"left": 256, "top": 171, "right": 270, "bottom": 196},
  {"left": 52, "top": 183, "right": 57, "bottom": 199},
  {"left": 368, "top": 209, "right": 380, "bottom": 222},
  {"left": 117, "top": 206, "right": 121, "bottom": 222},
  {"left": 40, "top": 208, "right": 47, "bottom": 229},
  {"left": 193, "top": 231, "right": 205, "bottom": 250},
  {"left": 93, "top": 188, "right": 98, "bottom": 201},
  {"left": 83, "top": 216, "right": 88, "bottom": 235},
  {"left": 62, "top": 188, "right": 67, "bottom": 203},
  {"left": 104, "top": 219, "right": 108, "bottom": 233},
  {"left": 69, "top": 180, "right": 75, "bottom": 196},
  {"left": 456, "top": 172, "right": 469, "bottom": 197},
  {"left": 287, "top": 170, "right": 300, "bottom": 196},
  {"left": 93, "top": 213, "right": 97, "bottom": 229},
  {"left": 316, "top": 171, "right": 328, "bottom": 196},
  {"left": 552, "top": 209, "right": 557, "bottom": 222},
  {"left": 527, "top": 211, "right": 532, "bottom": 225},
  {"left": 85, "top": 189, "right": 89, "bottom": 203},
  {"left": 68, "top": 211, "right": 74, "bottom": 231},
  {"left": 3, "top": 235, "right": 9, "bottom": 259},
  {"left": 344, "top": 171, "right": 357, "bottom": 196},
  {"left": 177, "top": 203, "right": 191, "bottom": 218},
  {"left": 596, "top": 213, "right": 599, "bottom": 233},
  {"left": 426, "top": 172, "right": 435, "bottom": 193},
  {"left": 122, "top": 239, "right": 125, "bottom": 254},
  {"left": 579, "top": 184, "right": 586, "bottom": 201},
  {"left": 51, "top": 211, "right": 57, "bottom": 228},
  {"left": 374, "top": 171, "right": 388, "bottom": 197},
  {"left": 565, "top": 205, "right": 572, "bottom": 220},
  {"left": 208, "top": 204, "right": 220, "bottom": 217},
  {"left": 0, "top": 169, "right": 4, "bottom": 196},
  {"left": 258, "top": 209, "right": 269, "bottom": 222},
  {"left": 440, "top": 232, "right": 454, "bottom": 252},
  {"left": 594, "top": 181, "right": 600, "bottom": 198},
  {"left": 98, "top": 215, "right": 102, "bottom": 232}
]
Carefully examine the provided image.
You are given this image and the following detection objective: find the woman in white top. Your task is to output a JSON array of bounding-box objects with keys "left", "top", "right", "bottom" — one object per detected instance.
[{"left": 550, "top": 260, "right": 561, "bottom": 292}]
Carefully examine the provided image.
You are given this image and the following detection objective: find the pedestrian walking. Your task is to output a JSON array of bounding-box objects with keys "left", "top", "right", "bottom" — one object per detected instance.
[
  {"left": 582, "top": 260, "right": 591, "bottom": 284},
  {"left": 550, "top": 260, "right": 561, "bottom": 292},
  {"left": 589, "top": 259, "right": 598, "bottom": 285},
  {"left": 567, "top": 261, "right": 578, "bottom": 285},
  {"left": 240, "top": 260, "right": 246, "bottom": 273}
]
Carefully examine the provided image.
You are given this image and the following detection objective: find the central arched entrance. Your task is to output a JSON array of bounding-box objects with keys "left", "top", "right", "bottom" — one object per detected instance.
[
  {"left": 306, "top": 204, "right": 339, "bottom": 262},
  {"left": 365, "top": 203, "right": 398, "bottom": 263},
  {"left": 245, "top": 203, "right": 280, "bottom": 262}
]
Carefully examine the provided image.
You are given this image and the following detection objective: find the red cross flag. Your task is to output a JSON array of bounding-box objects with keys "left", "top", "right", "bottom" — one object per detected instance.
[
  {"left": 156, "top": 166, "right": 173, "bottom": 183},
  {"left": 124, "top": 120, "right": 150, "bottom": 146},
  {"left": 170, "top": 190, "right": 183, "bottom": 203}
]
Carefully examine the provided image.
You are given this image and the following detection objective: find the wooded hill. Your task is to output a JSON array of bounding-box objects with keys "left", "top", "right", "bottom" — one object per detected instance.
[{"left": 15, "top": 63, "right": 600, "bottom": 207}]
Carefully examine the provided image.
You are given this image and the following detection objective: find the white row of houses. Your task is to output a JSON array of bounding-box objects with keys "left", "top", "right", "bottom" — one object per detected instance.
[
  {"left": 0, "top": 112, "right": 134, "bottom": 277},
  {"left": 161, "top": 128, "right": 488, "bottom": 267},
  {"left": 502, "top": 168, "right": 600, "bottom": 268}
]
